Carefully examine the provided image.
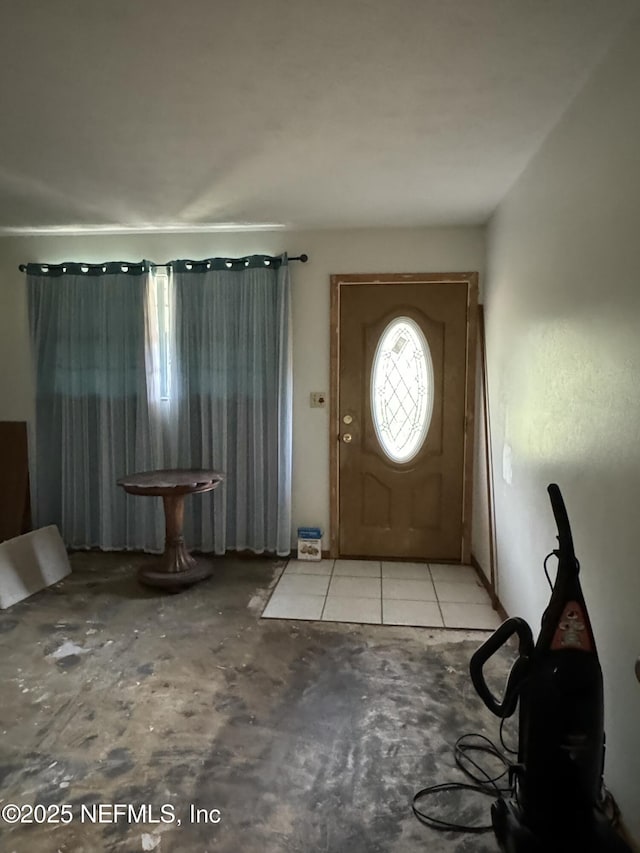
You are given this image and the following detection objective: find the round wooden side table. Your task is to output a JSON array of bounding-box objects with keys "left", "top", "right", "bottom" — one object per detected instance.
[{"left": 117, "top": 468, "right": 224, "bottom": 590}]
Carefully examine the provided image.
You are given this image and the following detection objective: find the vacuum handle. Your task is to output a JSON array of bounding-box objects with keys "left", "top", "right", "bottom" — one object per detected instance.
[
  {"left": 470, "top": 617, "right": 534, "bottom": 718},
  {"left": 548, "top": 483, "right": 576, "bottom": 561}
]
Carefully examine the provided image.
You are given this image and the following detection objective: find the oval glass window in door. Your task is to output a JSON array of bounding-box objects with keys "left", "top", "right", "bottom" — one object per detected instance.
[{"left": 370, "top": 316, "right": 434, "bottom": 463}]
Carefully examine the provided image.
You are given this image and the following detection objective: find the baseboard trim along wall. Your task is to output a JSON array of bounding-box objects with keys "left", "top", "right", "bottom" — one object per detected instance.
[{"left": 470, "top": 552, "right": 508, "bottom": 621}]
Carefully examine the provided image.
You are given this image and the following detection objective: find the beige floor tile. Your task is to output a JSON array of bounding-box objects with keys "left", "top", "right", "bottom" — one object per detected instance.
[
  {"left": 262, "top": 593, "right": 325, "bottom": 621},
  {"left": 322, "top": 596, "right": 381, "bottom": 624},
  {"left": 328, "top": 576, "right": 381, "bottom": 598},
  {"left": 381, "top": 562, "right": 431, "bottom": 580},
  {"left": 439, "top": 602, "right": 501, "bottom": 630},
  {"left": 275, "top": 574, "right": 331, "bottom": 596},
  {"left": 382, "top": 578, "right": 437, "bottom": 601},
  {"left": 333, "top": 560, "right": 381, "bottom": 577},
  {"left": 283, "top": 559, "right": 334, "bottom": 576},
  {"left": 434, "top": 580, "right": 490, "bottom": 604},
  {"left": 429, "top": 563, "right": 477, "bottom": 583},
  {"left": 382, "top": 599, "right": 443, "bottom": 627}
]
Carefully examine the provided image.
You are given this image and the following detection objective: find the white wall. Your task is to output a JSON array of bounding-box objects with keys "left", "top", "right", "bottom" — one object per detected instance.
[
  {"left": 483, "top": 18, "right": 640, "bottom": 838},
  {"left": 0, "top": 226, "right": 484, "bottom": 547}
]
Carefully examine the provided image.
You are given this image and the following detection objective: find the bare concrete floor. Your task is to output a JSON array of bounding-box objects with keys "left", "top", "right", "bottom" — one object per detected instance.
[{"left": 0, "top": 552, "right": 509, "bottom": 853}]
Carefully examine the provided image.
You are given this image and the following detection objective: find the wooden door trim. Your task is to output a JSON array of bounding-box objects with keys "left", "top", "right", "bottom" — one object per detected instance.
[
  {"left": 462, "top": 277, "right": 479, "bottom": 563},
  {"left": 329, "top": 272, "right": 478, "bottom": 561}
]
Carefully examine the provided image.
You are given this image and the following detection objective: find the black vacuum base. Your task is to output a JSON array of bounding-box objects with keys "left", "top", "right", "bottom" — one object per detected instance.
[{"left": 492, "top": 799, "right": 632, "bottom": 853}]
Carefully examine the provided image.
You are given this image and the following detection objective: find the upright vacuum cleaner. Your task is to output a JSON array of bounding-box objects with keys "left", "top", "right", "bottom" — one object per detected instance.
[{"left": 470, "top": 484, "right": 632, "bottom": 853}]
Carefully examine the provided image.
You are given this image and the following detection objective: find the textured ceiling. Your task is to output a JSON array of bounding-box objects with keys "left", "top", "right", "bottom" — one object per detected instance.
[{"left": 0, "top": 0, "right": 637, "bottom": 233}]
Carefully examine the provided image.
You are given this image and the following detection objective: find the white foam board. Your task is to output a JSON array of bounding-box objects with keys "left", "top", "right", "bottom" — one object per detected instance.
[{"left": 0, "top": 525, "right": 71, "bottom": 609}]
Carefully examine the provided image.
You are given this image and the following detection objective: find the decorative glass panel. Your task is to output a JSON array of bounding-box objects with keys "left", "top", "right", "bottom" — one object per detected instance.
[{"left": 370, "top": 317, "right": 433, "bottom": 463}]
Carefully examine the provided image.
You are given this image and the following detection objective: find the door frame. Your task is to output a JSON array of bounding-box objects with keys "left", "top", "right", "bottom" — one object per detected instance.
[{"left": 329, "top": 272, "right": 479, "bottom": 562}]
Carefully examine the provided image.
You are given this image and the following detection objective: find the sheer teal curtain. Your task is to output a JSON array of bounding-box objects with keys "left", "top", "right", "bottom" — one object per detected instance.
[
  {"left": 172, "top": 255, "right": 292, "bottom": 555},
  {"left": 27, "top": 267, "right": 164, "bottom": 551},
  {"left": 27, "top": 255, "right": 293, "bottom": 556}
]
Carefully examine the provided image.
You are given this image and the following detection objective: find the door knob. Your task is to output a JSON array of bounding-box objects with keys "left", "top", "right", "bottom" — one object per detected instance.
[{"left": 342, "top": 433, "right": 352, "bottom": 443}]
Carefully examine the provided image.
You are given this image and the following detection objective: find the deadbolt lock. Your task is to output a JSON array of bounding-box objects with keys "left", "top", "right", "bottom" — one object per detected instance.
[
  {"left": 342, "top": 433, "right": 352, "bottom": 443},
  {"left": 343, "top": 414, "right": 353, "bottom": 425}
]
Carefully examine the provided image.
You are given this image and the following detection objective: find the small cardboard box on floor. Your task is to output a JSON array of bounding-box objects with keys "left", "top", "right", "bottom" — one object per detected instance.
[{"left": 297, "top": 526, "right": 322, "bottom": 561}]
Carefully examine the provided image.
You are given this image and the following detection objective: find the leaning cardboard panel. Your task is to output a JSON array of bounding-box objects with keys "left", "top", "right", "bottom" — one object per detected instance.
[{"left": 0, "top": 526, "right": 71, "bottom": 609}]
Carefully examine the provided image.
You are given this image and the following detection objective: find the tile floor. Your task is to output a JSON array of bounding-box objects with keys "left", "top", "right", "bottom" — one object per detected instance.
[{"left": 261, "top": 559, "right": 501, "bottom": 630}]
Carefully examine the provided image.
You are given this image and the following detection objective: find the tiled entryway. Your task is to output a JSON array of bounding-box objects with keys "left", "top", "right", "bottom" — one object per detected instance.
[{"left": 261, "top": 559, "right": 501, "bottom": 630}]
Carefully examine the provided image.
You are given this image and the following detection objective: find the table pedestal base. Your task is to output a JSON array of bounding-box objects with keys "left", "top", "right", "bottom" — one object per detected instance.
[
  {"left": 139, "top": 527, "right": 213, "bottom": 590},
  {"left": 138, "top": 556, "right": 213, "bottom": 590},
  {"left": 116, "top": 469, "right": 224, "bottom": 593}
]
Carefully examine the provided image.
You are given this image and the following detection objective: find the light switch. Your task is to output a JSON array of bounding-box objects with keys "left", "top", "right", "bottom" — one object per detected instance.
[{"left": 310, "top": 391, "right": 326, "bottom": 408}]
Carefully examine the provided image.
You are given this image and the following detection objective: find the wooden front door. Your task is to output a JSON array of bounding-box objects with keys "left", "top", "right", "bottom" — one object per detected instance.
[{"left": 330, "top": 273, "right": 477, "bottom": 562}]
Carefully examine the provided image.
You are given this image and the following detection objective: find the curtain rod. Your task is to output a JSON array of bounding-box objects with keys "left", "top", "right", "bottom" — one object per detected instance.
[{"left": 18, "top": 253, "right": 308, "bottom": 275}]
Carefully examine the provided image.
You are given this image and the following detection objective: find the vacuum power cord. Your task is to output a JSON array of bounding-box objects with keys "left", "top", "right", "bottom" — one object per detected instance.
[
  {"left": 412, "top": 724, "right": 622, "bottom": 838},
  {"left": 412, "top": 728, "right": 515, "bottom": 834}
]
